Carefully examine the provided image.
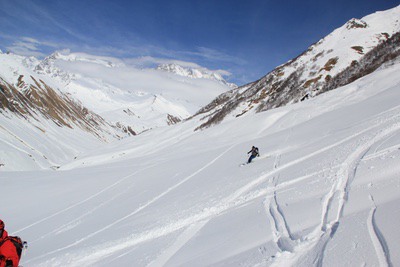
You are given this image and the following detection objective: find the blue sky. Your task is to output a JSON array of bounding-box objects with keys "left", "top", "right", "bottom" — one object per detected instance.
[{"left": 0, "top": 0, "right": 399, "bottom": 85}]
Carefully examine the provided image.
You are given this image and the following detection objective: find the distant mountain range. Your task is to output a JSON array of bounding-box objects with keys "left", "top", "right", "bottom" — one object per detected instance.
[
  {"left": 157, "top": 63, "right": 237, "bottom": 89},
  {"left": 0, "top": 50, "right": 233, "bottom": 135}
]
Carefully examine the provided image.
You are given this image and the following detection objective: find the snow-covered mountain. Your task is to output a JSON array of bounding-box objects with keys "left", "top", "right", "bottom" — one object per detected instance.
[
  {"left": 157, "top": 63, "right": 237, "bottom": 89},
  {"left": 5, "top": 50, "right": 400, "bottom": 267},
  {"left": 0, "top": 52, "right": 136, "bottom": 170},
  {"left": 1, "top": 5, "right": 400, "bottom": 267},
  {"left": 194, "top": 5, "right": 400, "bottom": 129},
  {"left": 0, "top": 50, "right": 231, "bottom": 170}
]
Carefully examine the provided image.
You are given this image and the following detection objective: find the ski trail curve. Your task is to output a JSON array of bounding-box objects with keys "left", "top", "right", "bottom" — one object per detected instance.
[
  {"left": 367, "top": 195, "right": 393, "bottom": 267},
  {"left": 264, "top": 192, "right": 295, "bottom": 253},
  {"left": 271, "top": 122, "right": 400, "bottom": 267}
]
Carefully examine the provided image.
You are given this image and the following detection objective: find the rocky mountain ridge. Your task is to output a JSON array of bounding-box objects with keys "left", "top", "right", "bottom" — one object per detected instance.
[{"left": 193, "top": 6, "right": 400, "bottom": 130}]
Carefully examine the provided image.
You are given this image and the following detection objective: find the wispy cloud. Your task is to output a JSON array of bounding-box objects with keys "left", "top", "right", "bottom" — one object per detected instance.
[
  {"left": 1, "top": 0, "right": 94, "bottom": 43},
  {"left": 141, "top": 46, "right": 247, "bottom": 66},
  {"left": 124, "top": 56, "right": 201, "bottom": 68},
  {"left": 190, "top": 47, "right": 247, "bottom": 65},
  {"left": 4, "top": 36, "right": 59, "bottom": 57}
]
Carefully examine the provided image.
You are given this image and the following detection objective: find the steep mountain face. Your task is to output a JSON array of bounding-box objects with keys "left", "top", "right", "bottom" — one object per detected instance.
[
  {"left": 0, "top": 53, "right": 138, "bottom": 170},
  {"left": 0, "top": 53, "right": 126, "bottom": 138},
  {"left": 157, "top": 63, "right": 237, "bottom": 89},
  {"left": 194, "top": 6, "right": 400, "bottom": 130},
  {"left": 0, "top": 50, "right": 231, "bottom": 170}
]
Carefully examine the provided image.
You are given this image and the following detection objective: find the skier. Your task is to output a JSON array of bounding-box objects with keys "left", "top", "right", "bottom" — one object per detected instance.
[
  {"left": 247, "top": 146, "right": 259, "bottom": 164},
  {"left": 0, "top": 220, "right": 23, "bottom": 267}
]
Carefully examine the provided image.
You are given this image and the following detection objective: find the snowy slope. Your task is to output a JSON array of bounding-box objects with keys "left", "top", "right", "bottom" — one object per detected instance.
[
  {"left": 2, "top": 56, "right": 400, "bottom": 266},
  {"left": 195, "top": 5, "right": 400, "bottom": 129}
]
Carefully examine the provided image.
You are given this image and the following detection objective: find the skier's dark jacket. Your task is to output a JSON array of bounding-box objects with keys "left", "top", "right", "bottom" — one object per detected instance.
[{"left": 248, "top": 146, "right": 259, "bottom": 157}]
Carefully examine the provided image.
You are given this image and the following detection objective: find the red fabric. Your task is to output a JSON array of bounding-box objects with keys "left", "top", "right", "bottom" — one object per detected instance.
[
  {"left": 0, "top": 230, "right": 7, "bottom": 241},
  {"left": 0, "top": 237, "right": 19, "bottom": 267}
]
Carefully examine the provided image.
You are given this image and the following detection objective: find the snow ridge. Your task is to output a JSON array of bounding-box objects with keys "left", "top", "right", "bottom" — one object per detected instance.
[
  {"left": 157, "top": 63, "right": 237, "bottom": 89},
  {"left": 194, "top": 5, "right": 400, "bottom": 130}
]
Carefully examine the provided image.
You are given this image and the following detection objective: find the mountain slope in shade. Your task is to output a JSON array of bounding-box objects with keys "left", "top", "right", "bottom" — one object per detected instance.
[{"left": 194, "top": 5, "right": 400, "bottom": 130}]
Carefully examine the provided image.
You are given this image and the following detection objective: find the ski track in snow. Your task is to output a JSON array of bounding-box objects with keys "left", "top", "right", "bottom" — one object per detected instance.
[
  {"left": 264, "top": 192, "right": 296, "bottom": 254},
  {"left": 145, "top": 220, "right": 209, "bottom": 267},
  {"left": 31, "top": 179, "right": 138, "bottom": 244},
  {"left": 367, "top": 195, "right": 393, "bottom": 267},
  {"left": 31, "top": 156, "right": 332, "bottom": 266},
  {"left": 270, "top": 122, "right": 400, "bottom": 267},
  {"left": 14, "top": 163, "right": 158, "bottom": 235},
  {"left": 228, "top": 111, "right": 400, "bottom": 209},
  {"left": 363, "top": 143, "right": 400, "bottom": 161},
  {"left": 29, "top": 105, "right": 400, "bottom": 266},
  {"left": 27, "top": 145, "right": 235, "bottom": 264},
  {"left": 105, "top": 220, "right": 209, "bottom": 267}
]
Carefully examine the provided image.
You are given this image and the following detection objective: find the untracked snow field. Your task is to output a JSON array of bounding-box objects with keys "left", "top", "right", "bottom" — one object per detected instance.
[{"left": 1, "top": 61, "right": 400, "bottom": 266}]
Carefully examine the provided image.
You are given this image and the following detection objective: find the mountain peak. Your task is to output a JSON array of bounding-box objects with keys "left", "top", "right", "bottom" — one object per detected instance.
[
  {"left": 193, "top": 5, "right": 400, "bottom": 130},
  {"left": 157, "top": 63, "right": 237, "bottom": 89},
  {"left": 346, "top": 18, "right": 368, "bottom": 30}
]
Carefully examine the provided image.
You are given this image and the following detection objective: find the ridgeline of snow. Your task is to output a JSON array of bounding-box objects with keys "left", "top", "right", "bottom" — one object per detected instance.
[
  {"left": 3, "top": 56, "right": 400, "bottom": 266},
  {"left": 194, "top": 5, "right": 400, "bottom": 129},
  {"left": 157, "top": 63, "right": 237, "bottom": 89},
  {"left": 279, "top": 5, "right": 400, "bottom": 82}
]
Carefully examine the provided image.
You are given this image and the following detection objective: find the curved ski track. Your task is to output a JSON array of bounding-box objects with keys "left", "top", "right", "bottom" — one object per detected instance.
[
  {"left": 368, "top": 195, "right": 393, "bottom": 267},
  {"left": 270, "top": 123, "right": 400, "bottom": 267}
]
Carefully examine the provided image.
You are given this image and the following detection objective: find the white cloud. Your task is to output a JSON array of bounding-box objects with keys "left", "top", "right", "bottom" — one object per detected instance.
[
  {"left": 193, "top": 47, "right": 246, "bottom": 65},
  {"left": 6, "top": 39, "right": 43, "bottom": 57}
]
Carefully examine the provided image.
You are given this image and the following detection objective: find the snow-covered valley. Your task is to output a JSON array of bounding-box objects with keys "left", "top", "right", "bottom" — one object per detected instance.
[{"left": 2, "top": 56, "right": 400, "bottom": 266}]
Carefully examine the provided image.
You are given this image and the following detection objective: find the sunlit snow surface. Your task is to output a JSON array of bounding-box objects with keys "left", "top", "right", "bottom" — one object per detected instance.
[{"left": 2, "top": 61, "right": 400, "bottom": 266}]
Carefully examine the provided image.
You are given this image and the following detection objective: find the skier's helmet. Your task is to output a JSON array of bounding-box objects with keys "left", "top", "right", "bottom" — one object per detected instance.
[{"left": 0, "top": 220, "right": 4, "bottom": 230}]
